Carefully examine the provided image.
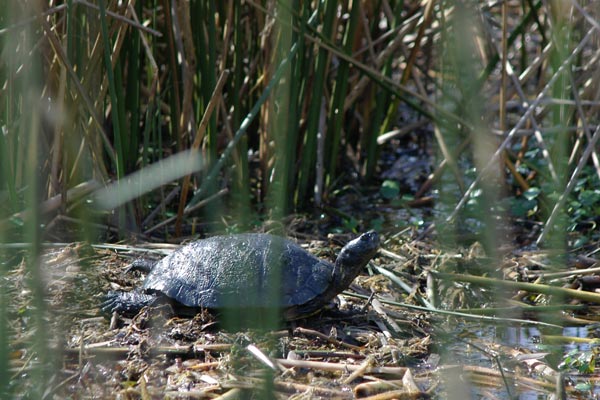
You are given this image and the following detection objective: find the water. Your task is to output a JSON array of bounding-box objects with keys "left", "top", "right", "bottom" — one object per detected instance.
[{"left": 443, "top": 322, "right": 597, "bottom": 399}]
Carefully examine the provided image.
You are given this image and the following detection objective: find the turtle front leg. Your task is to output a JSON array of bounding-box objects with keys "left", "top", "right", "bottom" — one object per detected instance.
[{"left": 102, "top": 290, "right": 157, "bottom": 317}]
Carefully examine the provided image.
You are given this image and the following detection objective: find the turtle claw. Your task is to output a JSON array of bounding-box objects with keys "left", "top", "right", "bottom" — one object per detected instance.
[{"left": 101, "top": 290, "right": 157, "bottom": 317}]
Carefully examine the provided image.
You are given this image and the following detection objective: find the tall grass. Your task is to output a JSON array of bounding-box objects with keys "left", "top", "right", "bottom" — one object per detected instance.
[
  {"left": 0, "top": 1, "right": 441, "bottom": 235},
  {"left": 1, "top": 3, "right": 48, "bottom": 397}
]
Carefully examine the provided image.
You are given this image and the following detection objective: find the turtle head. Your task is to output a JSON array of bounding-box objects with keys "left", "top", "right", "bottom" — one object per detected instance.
[{"left": 333, "top": 231, "right": 379, "bottom": 287}]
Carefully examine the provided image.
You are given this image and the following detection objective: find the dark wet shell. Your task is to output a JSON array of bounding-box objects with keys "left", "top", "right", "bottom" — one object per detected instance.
[{"left": 142, "top": 234, "right": 334, "bottom": 310}]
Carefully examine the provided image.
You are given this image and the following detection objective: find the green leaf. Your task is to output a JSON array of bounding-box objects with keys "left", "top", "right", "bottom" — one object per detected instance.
[
  {"left": 575, "top": 382, "right": 592, "bottom": 391},
  {"left": 510, "top": 198, "right": 537, "bottom": 217},
  {"left": 579, "top": 190, "right": 600, "bottom": 207},
  {"left": 380, "top": 180, "right": 400, "bottom": 200},
  {"left": 573, "top": 236, "right": 589, "bottom": 248},
  {"left": 523, "top": 187, "right": 541, "bottom": 201},
  {"left": 370, "top": 217, "right": 384, "bottom": 232},
  {"left": 343, "top": 217, "right": 359, "bottom": 232}
]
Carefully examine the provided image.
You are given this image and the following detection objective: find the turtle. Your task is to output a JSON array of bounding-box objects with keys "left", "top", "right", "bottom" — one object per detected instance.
[{"left": 102, "top": 231, "right": 379, "bottom": 321}]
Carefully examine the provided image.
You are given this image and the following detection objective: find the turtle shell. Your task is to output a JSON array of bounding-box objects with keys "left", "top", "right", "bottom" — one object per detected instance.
[{"left": 142, "top": 234, "right": 335, "bottom": 316}]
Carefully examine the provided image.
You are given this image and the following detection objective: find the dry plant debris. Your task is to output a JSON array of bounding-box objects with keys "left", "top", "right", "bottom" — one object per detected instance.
[
  {"left": 5, "top": 238, "right": 435, "bottom": 399},
  {"left": 6, "top": 233, "right": 600, "bottom": 398}
]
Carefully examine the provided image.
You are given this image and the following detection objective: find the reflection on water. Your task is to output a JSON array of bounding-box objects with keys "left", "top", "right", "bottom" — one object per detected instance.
[
  {"left": 443, "top": 323, "right": 595, "bottom": 399},
  {"left": 503, "top": 326, "right": 590, "bottom": 351}
]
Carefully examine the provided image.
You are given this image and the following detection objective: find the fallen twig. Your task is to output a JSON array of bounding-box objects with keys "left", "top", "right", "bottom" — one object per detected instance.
[
  {"left": 294, "top": 327, "right": 362, "bottom": 351},
  {"left": 61, "top": 343, "right": 232, "bottom": 359},
  {"left": 276, "top": 358, "right": 407, "bottom": 377},
  {"left": 344, "top": 292, "right": 564, "bottom": 328},
  {"left": 434, "top": 271, "right": 600, "bottom": 303}
]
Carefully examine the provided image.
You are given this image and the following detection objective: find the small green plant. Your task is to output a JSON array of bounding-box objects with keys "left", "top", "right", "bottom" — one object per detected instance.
[{"left": 558, "top": 347, "right": 597, "bottom": 374}]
